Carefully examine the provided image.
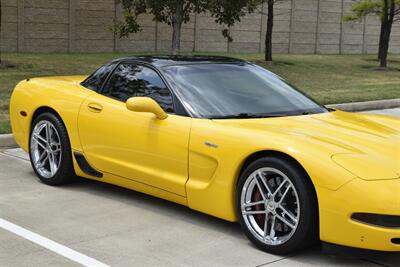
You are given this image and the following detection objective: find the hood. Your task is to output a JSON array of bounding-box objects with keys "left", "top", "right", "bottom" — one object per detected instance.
[{"left": 212, "top": 110, "right": 400, "bottom": 179}]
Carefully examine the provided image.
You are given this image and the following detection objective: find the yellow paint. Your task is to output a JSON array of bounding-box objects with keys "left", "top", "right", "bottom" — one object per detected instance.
[
  {"left": 9, "top": 76, "right": 400, "bottom": 251},
  {"left": 77, "top": 93, "right": 191, "bottom": 197}
]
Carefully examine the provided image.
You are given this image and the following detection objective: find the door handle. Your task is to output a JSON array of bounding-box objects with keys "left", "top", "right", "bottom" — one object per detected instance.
[{"left": 87, "top": 103, "right": 103, "bottom": 113}]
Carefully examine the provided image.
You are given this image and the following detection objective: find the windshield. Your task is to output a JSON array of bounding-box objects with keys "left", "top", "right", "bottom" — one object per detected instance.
[{"left": 162, "top": 63, "right": 327, "bottom": 118}]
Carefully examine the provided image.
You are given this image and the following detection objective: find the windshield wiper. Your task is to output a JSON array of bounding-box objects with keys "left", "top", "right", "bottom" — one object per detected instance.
[{"left": 210, "top": 113, "right": 287, "bottom": 119}]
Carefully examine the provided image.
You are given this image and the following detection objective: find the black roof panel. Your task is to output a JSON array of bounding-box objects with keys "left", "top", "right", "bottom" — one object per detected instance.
[{"left": 111, "top": 55, "right": 246, "bottom": 68}]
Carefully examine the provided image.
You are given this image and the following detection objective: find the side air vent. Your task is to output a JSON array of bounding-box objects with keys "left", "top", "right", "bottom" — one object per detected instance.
[
  {"left": 391, "top": 238, "right": 400, "bottom": 245},
  {"left": 351, "top": 213, "right": 400, "bottom": 228},
  {"left": 74, "top": 152, "right": 103, "bottom": 178}
]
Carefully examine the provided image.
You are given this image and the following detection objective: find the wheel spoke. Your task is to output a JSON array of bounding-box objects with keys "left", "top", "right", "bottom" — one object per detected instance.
[
  {"left": 37, "top": 150, "right": 47, "bottom": 163},
  {"left": 243, "top": 200, "right": 264, "bottom": 208},
  {"left": 272, "top": 178, "right": 289, "bottom": 198},
  {"left": 254, "top": 172, "right": 271, "bottom": 200},
  {"left": 258, "top": 172, "right": 273, "bottom": 196},
  {"left": 279, "top": 204, "right": 298, "bottom": 224},
  {"left": 269, "top": 216, "right": 276, "bottom": 239},
  {"left": 243, "top": 210, "right": 266, "bottom": 216},
  {"left": 45, "top": 122, "right": 51, "bottom": 143},
  {"left": 49, "top": 125, "right": 59, "bottom": 145},
  {"left": 33, "top": 134, "right": 47, "bottom": 149},
  {"left": 278, "top": 184, "right": 292, "bottom": 204},
  {"left": 36, "top": 154, "right": 49, "bottom": 168},
  {"left": 276, "top": 214, "right": 295, "bottom": 229},
  {"left": 254, "top": 177, "right": 266, "bottom": 200},
  {"left": 34, "top": 132, "right": 47, "bottom": 144},
  {"left": 263, "top": 216, "right": 269, "bottom": 241},
  {"left": 48, "top": 153, "right": 56, "bottom": 175}
]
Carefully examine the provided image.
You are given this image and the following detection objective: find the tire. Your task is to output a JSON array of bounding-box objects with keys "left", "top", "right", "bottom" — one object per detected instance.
[
  {"left": 29, "top": 112, "right": 76, "bottom": 185},
  {"left": 237, "top": 156, "right": 318, "bottom": 255}
]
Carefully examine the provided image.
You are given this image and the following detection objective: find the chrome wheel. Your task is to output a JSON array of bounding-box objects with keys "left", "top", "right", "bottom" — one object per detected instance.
[
  {"left": 240, "top": 167, "right": 300, "bottom": 246},
  {"left": 30, "top": 120, "right": 62, "bottom": 179}
]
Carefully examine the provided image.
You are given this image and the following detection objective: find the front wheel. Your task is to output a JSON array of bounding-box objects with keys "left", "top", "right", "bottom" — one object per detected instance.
[
  {"left": 237, "top": 157, "right": 318, "bottom": 255},
  {"left": 29, "top": 112, "right": 76, "bottom": 185}
]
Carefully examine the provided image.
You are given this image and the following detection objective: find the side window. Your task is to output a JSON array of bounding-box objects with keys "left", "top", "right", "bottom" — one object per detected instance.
[
  {"left": 81, "top": 63, "right": 117, "bottom": 91},
  {"left": 103, "top": 63, "right": 174, "bottom": 113}
]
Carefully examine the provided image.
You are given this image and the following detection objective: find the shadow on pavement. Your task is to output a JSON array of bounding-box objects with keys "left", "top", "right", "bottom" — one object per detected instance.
[{"left": 58, "top": 177, "right": 400, "bottom": 267}]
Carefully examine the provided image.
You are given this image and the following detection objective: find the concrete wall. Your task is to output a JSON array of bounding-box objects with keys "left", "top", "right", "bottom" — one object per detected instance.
[{"left": 1, "top": 0, "right": 400, "bottom": 54}]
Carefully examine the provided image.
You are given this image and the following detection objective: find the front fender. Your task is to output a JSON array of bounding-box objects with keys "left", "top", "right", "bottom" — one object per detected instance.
[{"left": 185, "top": 118, "right": 356, "bottom": 222}]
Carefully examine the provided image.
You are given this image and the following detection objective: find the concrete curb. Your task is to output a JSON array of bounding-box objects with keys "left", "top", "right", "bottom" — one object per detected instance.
[
  {"left": 0, "top": 98, "right": 399, "bottom": 149},
  {"left": 0, "top": 134, "right": 18, "bottom": 149},
  {"left": 327, "top": 98, "right": 400, "bottom": 112}
]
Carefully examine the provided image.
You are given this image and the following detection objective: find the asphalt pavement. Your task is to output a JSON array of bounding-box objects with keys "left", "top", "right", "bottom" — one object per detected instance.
[{"left": 0, "top": 108, "right": 399, "bottom": 267}]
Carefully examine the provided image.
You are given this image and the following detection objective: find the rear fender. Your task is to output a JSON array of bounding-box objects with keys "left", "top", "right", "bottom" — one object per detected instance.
[{"left": 9, "top": 77, "right": 93, "bottom": 152}]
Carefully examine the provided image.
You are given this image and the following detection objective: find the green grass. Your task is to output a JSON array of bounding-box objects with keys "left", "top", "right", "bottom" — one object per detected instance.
[
  {"left": 0, "top": 120, "right": 11, "bottom": 134},
  {"left": 1, "top": 52, "right": 400, "bottom": 134}
]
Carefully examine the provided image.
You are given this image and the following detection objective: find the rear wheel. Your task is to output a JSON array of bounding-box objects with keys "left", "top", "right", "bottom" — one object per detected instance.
[
  {"left": 237, "top": 157, "right": 318, "bottom": 255},
  {"left": 29, "top": 112, "right": 76, "bottom": 185}
]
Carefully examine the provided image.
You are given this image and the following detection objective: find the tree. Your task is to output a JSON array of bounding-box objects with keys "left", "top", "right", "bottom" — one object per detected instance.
[
  {"left": 345, "top": 0, "right": 400, "bottom": 68},
  {"left": 217, "top": 0, "right": 287, "bottom": 62},
  {"left": 213, "top": 0, "right": 288, "bottom": 62},
  {"left": 113, "top": 0, "right": 258, "bottom": 55}
]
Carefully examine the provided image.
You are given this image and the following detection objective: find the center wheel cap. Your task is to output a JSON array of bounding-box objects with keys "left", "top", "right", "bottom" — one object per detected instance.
[{"left": 266, "top": 201, "right": 277, "bottom": 212}]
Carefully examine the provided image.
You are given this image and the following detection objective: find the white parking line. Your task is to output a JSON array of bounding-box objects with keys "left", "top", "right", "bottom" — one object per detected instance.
[{"left": 0, "top": 218, "right": 110, "bottom": 267}]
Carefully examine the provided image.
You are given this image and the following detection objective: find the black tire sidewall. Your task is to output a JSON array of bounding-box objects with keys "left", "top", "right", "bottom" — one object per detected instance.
[
  {"left": 236, "top": 156, "right": 318, "bottom": 255},
  {"left": 29, "top": 112, "right": 75, "bottom": 185}
]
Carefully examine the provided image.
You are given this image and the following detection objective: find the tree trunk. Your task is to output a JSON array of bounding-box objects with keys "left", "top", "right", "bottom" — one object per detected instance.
[
  {"left": 171, "top": 3, "right": 183, "bottom": 55},
  {"left": 380, "top": 0, "right": 394, "bottom": 68},
  {"left": 380, "top": 24, "right": 391, "bottom": 68},
  {"left": 172, "top": 22, "right": 182, "bottom": 55},
  {"left": 378, "top": 22, "right": 385, "bottom": 60},
  {"left": 265, "top": 0, "right": 274, "bottom": 62}
]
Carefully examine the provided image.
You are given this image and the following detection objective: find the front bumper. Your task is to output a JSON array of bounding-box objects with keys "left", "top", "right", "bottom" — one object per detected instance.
[{"left": 317, "top": 178, "right": 400, "bottom": 252}]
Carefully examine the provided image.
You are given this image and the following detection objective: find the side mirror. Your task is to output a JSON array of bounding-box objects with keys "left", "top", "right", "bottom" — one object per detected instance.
[{"left": 126, "top": 97, "right": 168, "bottom": 120}]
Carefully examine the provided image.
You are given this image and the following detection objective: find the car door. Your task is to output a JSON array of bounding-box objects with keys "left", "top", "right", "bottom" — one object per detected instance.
[{"left": 78, "top": 62, "right": 191, "bottom": 196}]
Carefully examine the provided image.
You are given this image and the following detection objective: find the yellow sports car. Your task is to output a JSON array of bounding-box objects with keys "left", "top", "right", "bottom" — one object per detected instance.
[{"left": 10, "top": 56, "right": 400, "bottom": 254}]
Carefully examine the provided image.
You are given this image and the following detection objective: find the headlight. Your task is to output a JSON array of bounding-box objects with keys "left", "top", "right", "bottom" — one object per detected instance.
[{"left": 331, "top": 153, "right": 399, "bottom": 181}]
